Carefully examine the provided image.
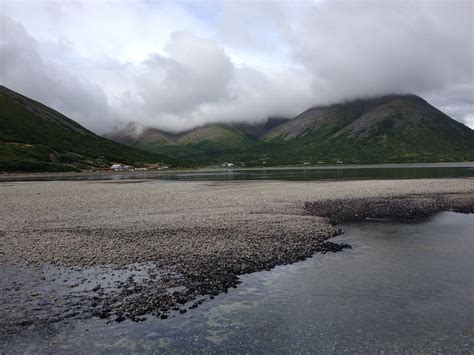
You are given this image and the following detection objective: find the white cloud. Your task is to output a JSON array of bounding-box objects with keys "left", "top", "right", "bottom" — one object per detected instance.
[
  {"left": 1, "top": 0, "right": 472, "bottom": 133},
  {"left": 115, "top": 31, "right": 314, "bottom": 132},
  {"left": 462, "top": 114, "right": 474, "bottom": 129},
  {"left": 0, "top": 14, "right": 111, "bottom": 132},
  {"left": 283, "top": 1, "right": 473, "bottom": 105},
  {"left": 137, "top": 32, "right": 235, "bottom": 115}
]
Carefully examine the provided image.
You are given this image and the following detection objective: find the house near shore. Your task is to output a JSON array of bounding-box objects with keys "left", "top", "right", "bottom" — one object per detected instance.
[
  {"left": 111, "top": 164, "right": 123, "bottom": 171},
  {"left": 222, "top": 162, "right": 234, "bottom": 167},
  {"left": 145, "top": 162, "right": 168, "bottom": 170},
  {"left": 111, "top": 164, "right": 134, "bottom": 171}
]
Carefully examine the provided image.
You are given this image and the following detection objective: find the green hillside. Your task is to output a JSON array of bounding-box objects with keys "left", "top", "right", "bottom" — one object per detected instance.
[
  {"left": 148, "top": 125, "right": 256, "bottom": 166},
  {"left": 106, "top": 123, "right": 261, "bottom": 166},
  {"left": 0, "top": 86, "right": 177, "bottom": 172}
]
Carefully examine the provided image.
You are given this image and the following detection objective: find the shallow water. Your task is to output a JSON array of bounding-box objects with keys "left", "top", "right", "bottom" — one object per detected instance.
[
  {"left": 2, "top": 212, "right": 473, "bottom": 353},
  {"left": 1, "top": 162, "right": 474, "bottom": 182}
]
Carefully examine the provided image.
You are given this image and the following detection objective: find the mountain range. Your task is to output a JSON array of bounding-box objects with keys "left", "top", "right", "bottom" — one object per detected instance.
[
  {"left": 1, "top": 85, "right": 473, "bottom": 172},
  {"left": 105, "top": 94, "right": 474, "bottom": 166}
]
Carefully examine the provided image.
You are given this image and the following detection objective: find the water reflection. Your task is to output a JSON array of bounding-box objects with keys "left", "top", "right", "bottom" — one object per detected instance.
[{"left": 1, "top": 163, "right": 474, "bottom": 182}]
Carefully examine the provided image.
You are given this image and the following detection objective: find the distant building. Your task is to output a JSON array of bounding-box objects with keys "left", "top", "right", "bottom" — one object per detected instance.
[
  {"left": 111, "top": 164, "right": 134, "bottom": 171},
  {"left": 222, "top": 162, "right": 234, "bottom": 167},
  {"left": 111, "top": 164, "right": 125, "bottom": 171},
  {"left": 144, "top": 162, "right": 168, "bottom": 170}
]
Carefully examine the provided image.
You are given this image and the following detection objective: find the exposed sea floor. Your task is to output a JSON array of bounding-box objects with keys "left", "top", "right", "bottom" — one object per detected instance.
[{"left": 1, "top": 211, "right": 472, "bottom": 354}]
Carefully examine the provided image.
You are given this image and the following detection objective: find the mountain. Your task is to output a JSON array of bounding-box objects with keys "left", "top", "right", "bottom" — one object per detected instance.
[
  {"left": 105, "top": 94, "right": 474, "bottom": 166},
  {"left": 0, "top": 86, "right": 177, "bottom": 172},
  {"left": 230, "top": 118, "right": 290, "bottom": 140},
  {"left": 104, "top": 120, "right": 290, "bottom": 165},
  {"left": 104, "top": 124, "right": 175, "bottom": 147},
  {"left": 105, "top": 118, "right": 290, "bottom": 147},
  {"left": 257, "top": 94, "right": 474, "bottom": 164}
]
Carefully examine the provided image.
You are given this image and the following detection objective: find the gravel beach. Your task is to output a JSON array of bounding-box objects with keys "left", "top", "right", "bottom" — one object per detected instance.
[{"left": 1, "top": 178, "right": 473, "bottom": 331}]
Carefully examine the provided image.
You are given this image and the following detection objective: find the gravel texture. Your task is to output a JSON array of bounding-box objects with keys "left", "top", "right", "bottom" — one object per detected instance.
[
  {"left": 1, "top": 178, "right": 473, "bottom": 330},
  {"left": 305, "top": 193, "right": 474, "bottom": 222}
]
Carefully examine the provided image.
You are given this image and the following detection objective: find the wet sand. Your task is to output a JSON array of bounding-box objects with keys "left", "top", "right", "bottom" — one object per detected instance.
[{"left": 1, "top": 179, "right": 473, "bottom": 331}]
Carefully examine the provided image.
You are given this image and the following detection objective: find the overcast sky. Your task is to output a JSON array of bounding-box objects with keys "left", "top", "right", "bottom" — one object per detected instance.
[{"left": 1, "top": 0, "right": 473, "bottom": 133}]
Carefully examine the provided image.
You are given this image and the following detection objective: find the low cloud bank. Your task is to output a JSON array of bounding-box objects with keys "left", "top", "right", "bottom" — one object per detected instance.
[{"left": 1, "top": 1, "right": 472, "bottom": 132}]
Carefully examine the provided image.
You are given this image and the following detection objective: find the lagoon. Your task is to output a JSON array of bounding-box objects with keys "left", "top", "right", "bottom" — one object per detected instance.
[{"left": 3, "top": 212, "right": 473, "bottom": 353}]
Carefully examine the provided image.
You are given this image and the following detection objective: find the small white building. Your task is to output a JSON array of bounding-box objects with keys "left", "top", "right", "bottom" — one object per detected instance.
[
  {"left": 111, "top": 164, "right": 124, "bottom": 171},
  {"left": 111, "top": 164, "right": 133, "bottom": 171}
]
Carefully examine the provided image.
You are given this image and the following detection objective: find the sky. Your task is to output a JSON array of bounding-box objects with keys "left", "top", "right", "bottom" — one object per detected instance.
[{"left": 0, "top": 0, "right": 473, "bottom": 133}]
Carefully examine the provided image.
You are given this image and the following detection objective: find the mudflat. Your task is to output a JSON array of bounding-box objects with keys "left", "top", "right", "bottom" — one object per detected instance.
[{"left": 1, "top": 179, "right": 473, "bottom": 329}]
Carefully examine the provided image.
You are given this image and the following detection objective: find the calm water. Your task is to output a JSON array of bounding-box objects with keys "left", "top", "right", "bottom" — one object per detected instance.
[
  {"left": 3, "top": 212, "right": 473, "bottom": 353},
  {"left": 1, "top": 163, "right": 474, "bottom": 182}
]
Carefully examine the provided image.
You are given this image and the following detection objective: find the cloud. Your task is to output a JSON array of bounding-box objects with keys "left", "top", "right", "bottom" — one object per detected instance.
[
  {"left": 425, "top": 81, "right": 474, "bottom": 128},
  {"left": 118, "top": 31, "right": 314, "bottom": 132},
  {"left": 137, "top": 32, "right": 235, "bottom": 116},
  {"left": 0, "top": 15, "right": 111, "bottom": 133},
  {"left": 1, "top": 0, "right": 472, "bottom": 133},
  {"left": 283, "top": 1, "right": 473, "bottom": 104}
]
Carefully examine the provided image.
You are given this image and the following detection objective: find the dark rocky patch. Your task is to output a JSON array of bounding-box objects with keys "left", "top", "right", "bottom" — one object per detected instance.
[
  {"left": 304, "top": 193, "right": 474, "bottom": 223},
  {"left": 1, "top": 215, "right": 346, "bottom": 331},
  {"left": 89, "top": 226, "right": 346, "bottom": 322}
]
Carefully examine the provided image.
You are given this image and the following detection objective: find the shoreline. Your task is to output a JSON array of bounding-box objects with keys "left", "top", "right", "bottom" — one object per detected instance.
[
  {"left": 1, "top": 179, "right": 473, "bottom": 332},
  {"left": 1, "top": 161, "right": 474, "bottom": 182}
]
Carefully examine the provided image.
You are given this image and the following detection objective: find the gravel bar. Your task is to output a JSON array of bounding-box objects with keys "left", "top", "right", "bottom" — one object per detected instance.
[{"left": 1, "top": 178, "right": 473, "bottom": 331}]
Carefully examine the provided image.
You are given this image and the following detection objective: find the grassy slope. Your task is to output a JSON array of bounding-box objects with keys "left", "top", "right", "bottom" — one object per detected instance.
[
  {"left": 0, "top": 87, "right": 177, "bottom": 172},
  {"left": 136, "top": 125, "right": 257, "bottom": 166}
]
